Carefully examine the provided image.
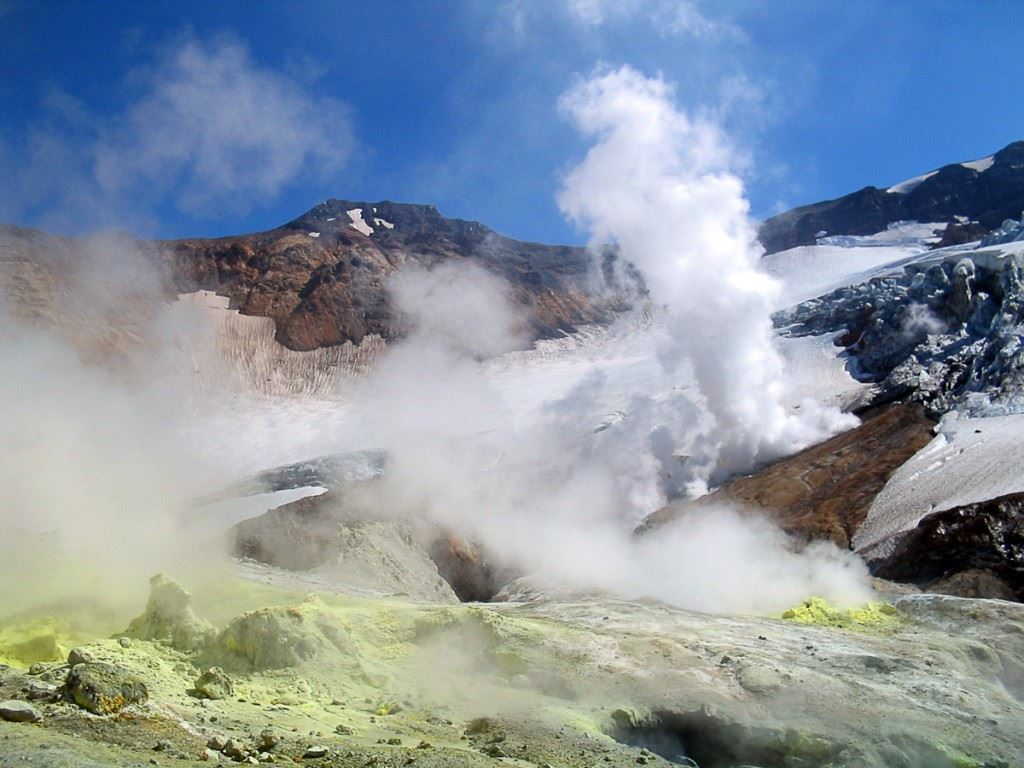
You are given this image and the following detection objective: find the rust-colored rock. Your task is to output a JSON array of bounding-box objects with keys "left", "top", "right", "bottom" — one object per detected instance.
[
  {"left": 638, "top": 403, "right": 936, "bottom": 549},
  {"left": 2, "top": 199, "right": 636, "bottom": 358}
]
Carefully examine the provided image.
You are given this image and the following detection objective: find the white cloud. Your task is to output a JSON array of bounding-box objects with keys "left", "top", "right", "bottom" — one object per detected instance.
[
  {"left": 94, "top": 36, "right": 352, "bottom": 216},
  {"left": 7, "top": 34, "right": 353, "bottom": 230},
  {"left": 564, "top": 0, "right": 735, "bottom": 39}
]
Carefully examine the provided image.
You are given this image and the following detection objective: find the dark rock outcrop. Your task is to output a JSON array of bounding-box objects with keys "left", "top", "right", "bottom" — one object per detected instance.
[
  {"left": 759, "top": 140, "right": 1024, "bottom": 254},
  {"left": 870, "top": 492, "right": 1024, "bottom": 601},
  {"left": 638, "top": 403, "right": 936, "bottom": 548}
]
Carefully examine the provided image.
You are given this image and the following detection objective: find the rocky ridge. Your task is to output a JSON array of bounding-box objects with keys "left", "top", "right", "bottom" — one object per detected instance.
[
  {"left": 758, "top": 140, "right": 1024, "bottom": 254},
  {"left": 0, "top": 199, "right": 637, "bottom": 357}
]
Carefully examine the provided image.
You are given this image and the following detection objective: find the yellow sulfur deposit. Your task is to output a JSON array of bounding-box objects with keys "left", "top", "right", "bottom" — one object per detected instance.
[{"left": 781, "top": 597, "right": 902, "bottom": 633}]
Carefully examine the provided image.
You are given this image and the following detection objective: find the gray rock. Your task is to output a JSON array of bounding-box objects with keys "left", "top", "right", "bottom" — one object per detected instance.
[
  {"left": 303, "top": 745, "right": 329, "bottom": 759},
  {"left": 67, "top": 647, "right": 95, "bottom": 667},
  {"left": 62, "top": 662, "right": 148, "bottom": 714},
  {"left": 259, "top": 728, "right": 280, "bottom": 749},
  {"left": 192, "top": 667, "right": 234, "bottom": 700},
  {"left": 23, "top": 680, "right": 59, "bottom": 702},
  {"left": 736, "top": 663, "right": 783, "bottom": 694},
  {"left": 0, "top": 700, "right": 42, "bottom": 723}
]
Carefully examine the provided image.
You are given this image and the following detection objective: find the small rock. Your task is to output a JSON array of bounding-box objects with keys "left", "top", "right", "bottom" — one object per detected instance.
[
  {"left": 201, "top": 748, "right": 221, "bottom": 762},
  {"left": 303, "top": 746, "right": 329, "bottom": 759},
  {"left": 334, "top": 724, "right": 353, "bottom": 735},
  {"left": 118, "top": 637, "right": 132, "bottom": 649},
  {"left": 737, "top": 664, "right": 782, "bottom": 694},
  {"left": 416, "top": 741, "right": 432, "bottom": 749},
  {"left": 481, "top": 745, "right": 507, "bottom": 758},
  {"left": 67, "top": 648, "right": 95, "bottom": 667},
  {"left": 259, "top": 728, "right": 280, "bottom": 749},
  {"left": 62, "top": 663, "right": 148, "bottom": 715},
  {"left": 0, "top": 700, "right": 42, "bottom": 723},
  {"left": 154, "top": 740, "right": 173, "bottom": 752},
  {"left": 192, "top": 667, "right": 235, "bottom": 700},
  {"left": 207, "top": 736, "right": 227, "bottom": 751},
  {"left": 386, "top": 738, "right": 402, "bottom": 746},
  {"left": 24, "top": 680, "right": 59, "bottom": 702},
  {"left": 222, "top": 739, "right": 246, "bottom": 760}
]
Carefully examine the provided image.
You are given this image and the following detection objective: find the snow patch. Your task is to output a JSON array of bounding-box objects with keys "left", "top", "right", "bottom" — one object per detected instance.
[
  {"left": 762, "top": 242, "right": 929, "bottom": 310},
  {"left": 961, "top": 155, "right": 994, "bottom": 173},
  {"left": 326, "top": 217, "right": 336, "bottom": 222},
  {"left": 854, "top": 412, "right": 1024, "bottom": 557},
  {"left": 887, "top": 170, "right": 938, "bottom": 195},
  {"left": 373, "top": 217, "right": 395, "bottom": 230},
  {"left": 308, "top": 232, "right": 320, "bottom": 238},
  {"left": 346, "top": 208, "right": 374, "bottom": 236}
]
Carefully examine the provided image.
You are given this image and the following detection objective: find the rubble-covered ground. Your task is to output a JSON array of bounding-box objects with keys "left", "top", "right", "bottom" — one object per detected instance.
[{"left": 1, "top": 572, "right": 1022, "bottom": 768}]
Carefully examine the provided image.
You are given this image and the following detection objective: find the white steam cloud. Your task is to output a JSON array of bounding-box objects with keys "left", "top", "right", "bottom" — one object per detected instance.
[
  {"left": 342, "top": 254, "right": 872, "bottom": 615},
  {"left": 558, "top": 65, "right": 856, "bottom": 491}
]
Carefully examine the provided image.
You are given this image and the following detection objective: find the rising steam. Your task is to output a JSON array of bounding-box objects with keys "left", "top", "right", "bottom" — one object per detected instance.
[{"left": 558, "top": 65, "right": 857, "bottom": 492}]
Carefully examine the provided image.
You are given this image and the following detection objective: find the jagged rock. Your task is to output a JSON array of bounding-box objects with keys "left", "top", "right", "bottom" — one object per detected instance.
[
  {"left": 302, "top": 745, "right": 329, "bottom": 759},
  {"left": 192, "top": 667, "right": 235, "bottom": 700},
  {"left": 23, "top": 680, "right": 59, "bottom": 702},
  {"left": 0, "top": 700, "right": 42, "bottom": 723},
  {"left": 759, "top": 140, "right": 1024, "bottom": 253},
  {"left": 62, "top": 662, "right": 148, "bottom": 714},
  {"left": 124, "top": 573, "right": 216, "bottom": 652},
  {"left": 222, "top": 739, "right": 246, "bottom": 760},
  {"left": 779, "top": 250, "right": 1024, "bottom": 417}
]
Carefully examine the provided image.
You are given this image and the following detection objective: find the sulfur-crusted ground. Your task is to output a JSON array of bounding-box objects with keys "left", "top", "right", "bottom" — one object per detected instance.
[{"left": 1, "top": 571, "right": 1022, "bottom": 768}]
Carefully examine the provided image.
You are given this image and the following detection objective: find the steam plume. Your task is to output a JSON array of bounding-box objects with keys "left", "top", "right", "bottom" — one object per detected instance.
[{"left": 558, "top": 65, "right": 856, "bottom": 492}]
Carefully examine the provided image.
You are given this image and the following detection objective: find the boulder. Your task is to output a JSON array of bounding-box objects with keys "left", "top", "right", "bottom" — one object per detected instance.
[
  {"left": 191, "top": 667, "right": 234, "bottom": 700},
  {"left": 62, "top": 662, "right": 148, "bottom": 714},
  {"left": 0, "top": 700, "right": 42, "bottom": 723}
]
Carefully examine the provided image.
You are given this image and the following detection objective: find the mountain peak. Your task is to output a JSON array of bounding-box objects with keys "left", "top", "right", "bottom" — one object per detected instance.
[{"left": 760, "top": 140, "right": 1024, "bottom": 254}]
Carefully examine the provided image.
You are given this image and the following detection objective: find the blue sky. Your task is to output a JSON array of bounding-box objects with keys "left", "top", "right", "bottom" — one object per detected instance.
[{"left": 2, "top": 0, "right": 1022, "bottom": 245}]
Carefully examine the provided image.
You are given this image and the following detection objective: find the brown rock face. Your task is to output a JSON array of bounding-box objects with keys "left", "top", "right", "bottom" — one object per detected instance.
[
  {"left": 638, "top": 403, "right": 936, "bottom": 549},
  {"left": 1, "top": 199, "right": 637, "bottom": 355}
]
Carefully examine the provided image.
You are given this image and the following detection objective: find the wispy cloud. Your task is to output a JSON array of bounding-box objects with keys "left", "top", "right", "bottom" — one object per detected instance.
[
  {"left": 5, "top": 33, "right": 353, "bottom": 232},
  {"left": 565, "top": 0, "right": 739, "bottom": 39}
]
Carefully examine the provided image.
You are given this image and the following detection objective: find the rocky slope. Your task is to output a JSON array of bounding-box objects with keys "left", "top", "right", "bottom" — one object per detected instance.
[
  {"left": 639, "top": 403, "right": 937, "bottom": 548},
  {"left": 0, "top": 200, "right": 635, "bottom": 357},
  {"left": 758, "top": 140, "right": 1024, "bottom": 254}
]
